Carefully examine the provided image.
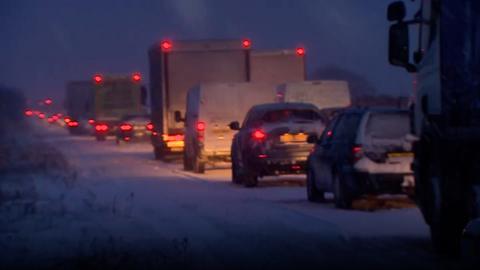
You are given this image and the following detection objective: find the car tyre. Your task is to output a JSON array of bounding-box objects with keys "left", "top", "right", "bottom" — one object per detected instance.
[
  {"left": 243, "top": 168, "right": 258, "bottom": 188},
  {"left": 231, "top": 145, "right": 244, "bottom": 184},
  {"left": 307, "top": 168, "right": 325, "bottom": 202},
  {"left": 333, "top": 172, "right": 353, "bottom": 209}
]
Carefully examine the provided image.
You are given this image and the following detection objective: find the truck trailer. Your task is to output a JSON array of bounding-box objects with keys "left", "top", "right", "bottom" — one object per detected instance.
[{"left": 148, "top": 39, "right": 252, "bottom": 159}]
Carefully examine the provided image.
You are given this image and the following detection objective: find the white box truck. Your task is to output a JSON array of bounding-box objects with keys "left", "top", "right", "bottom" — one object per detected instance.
[
  {"left": 250, "top": 49, "right": 305, "bottom": 83},
  {"left": 148, "top": 39, "right": 251, "bottom": 160},
  {"left": 182, "top": 82, "right": 277, "bottom": 172}
]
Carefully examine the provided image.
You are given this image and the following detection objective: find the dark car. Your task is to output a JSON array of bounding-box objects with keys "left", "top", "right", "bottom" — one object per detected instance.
[
  {"left": 115, "top": 115, "right": 153, "bottom": 144},
  {"left": 306, "top": 108, "right": 414, "bottom": 208},
  {"left": 230, "top": 102, "right": 326, "bottom": 187}
]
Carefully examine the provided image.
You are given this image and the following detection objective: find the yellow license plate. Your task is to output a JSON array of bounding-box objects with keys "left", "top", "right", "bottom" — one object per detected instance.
[
  {"left": 167, "top": 141, "right": 184, "bottom": 148},
  {"left": 388, "top": 152, "right": 413, "bottom": 158},
  {"left": 280, "top": 133, "right": 308, "bottom": 143}
]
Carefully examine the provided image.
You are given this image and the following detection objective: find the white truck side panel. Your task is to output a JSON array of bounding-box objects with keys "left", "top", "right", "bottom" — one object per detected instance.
[{"left": 277, "top": 80, "right": 351, "bottom": 109}]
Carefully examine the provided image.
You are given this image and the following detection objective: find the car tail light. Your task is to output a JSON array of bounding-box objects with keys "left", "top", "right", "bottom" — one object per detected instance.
[
  {"left": 196, "top": 121, "right": 206, "bottom": 132},
  {"left": 95, "top": 124, "right": 109, "bottom": 132},
  {"left": 52, "top": 115, "right": 59, "bottom": 121},
  {"left": 146, "top": 122, "right": 154, "bottom": 131},
  {"left": 44, "top": 98, "right": 53, "bottom": 105},
  {"left": 352, "top": 145, "right": 363, "bottom": 162},
  {"left": 326, "top": 130, "right": 333, "bottom": 137},
  {"left": 252, "top": 129, "right": 266, "bottom": 141},
  {"left": 296, "top": 47, "right": 305, "bottom": 56},
  {"left": 47, "top": 117, "right": 54, "bottom": 123},
  {"left": 24, "top": 109, "right": 33, "bottom": 116},
  {"left": 38, "top": 113, "right": 45, "bottom": 119},
  {"left": 64, "top": 117, "right": 71, "bottom": 123},
  {"left": 67, "top": 121, "right": 79, "bottom": 127},
  {"left": 124, "top": 136, "right": 131, "bottom": 141},
  {"left": 258, "top": 154, "right": 268, "bottom": 158},
  {"left": 119, "top": 123, "right": 133, "bottom": 132},
  {"left": 132, "top": 73, "right": 141, "bottom": 82},
  {"left": 242, "top": 39, "right": 251, "bottom": 49},
  {"left": 93, "top": 74, "right": 103, "bottom": 84},
  {"left": 292, "top": 164, "right": 301, "bottom": 170},
  {"left": 88, "top": 119, "right": 95, "bottom": 125},
  {"left": 161, "top": 40, "right": 172, "bottom": 51}
]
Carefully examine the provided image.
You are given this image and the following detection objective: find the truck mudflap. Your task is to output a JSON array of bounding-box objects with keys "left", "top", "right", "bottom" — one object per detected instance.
[{"left": 462, "top": 218, "right": 480, "bottom": 263}]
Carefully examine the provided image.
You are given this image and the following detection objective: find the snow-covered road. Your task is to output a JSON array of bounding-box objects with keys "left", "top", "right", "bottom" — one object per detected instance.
[{"left": 2, "top": 124, "right": 461, "bottom": 269}]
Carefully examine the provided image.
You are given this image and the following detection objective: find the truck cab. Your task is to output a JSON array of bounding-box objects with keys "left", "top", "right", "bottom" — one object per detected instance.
[{"left": 388, "top": 0, "right": 480, "bottom": 254}]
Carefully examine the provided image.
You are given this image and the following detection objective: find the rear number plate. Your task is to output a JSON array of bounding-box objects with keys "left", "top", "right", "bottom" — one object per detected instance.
[
  {"left": 388, "top": 152, "right": 413, "bottom": 158},
  {"left": 280, "top": 133, "right": 308, "bottom": 143}
]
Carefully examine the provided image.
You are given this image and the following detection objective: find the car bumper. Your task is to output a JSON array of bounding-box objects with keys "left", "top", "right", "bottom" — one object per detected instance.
[{"left": 355, "top": 172, "right": 414, "bottom": 195}]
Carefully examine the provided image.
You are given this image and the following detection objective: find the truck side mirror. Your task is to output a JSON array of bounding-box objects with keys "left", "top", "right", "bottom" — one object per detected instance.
[
  {"left": 307, "top": 134, "right": 318, "bottom": 144},
  {"left": 229, "top": 121, "right": 240, "bottom": 131},
  {"left": 387, "top": 1, "right": 406, "bottom": 21},
  {"left": 174, "top": 111, "right": 184, "bottom": 122},
  {"left": 389, "top": 23, "right": 416, "bottom": 72}
]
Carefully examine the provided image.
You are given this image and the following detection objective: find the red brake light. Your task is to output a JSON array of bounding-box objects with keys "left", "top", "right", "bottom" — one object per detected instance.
[
  {"left": 352, "top": 145, "right": 363, "bottom": 161},
  {"left": 326, "top": 130, "right": 333, "bottom": 137},
  {"left": 119, "top": 123, "right": 133, "bottom": 131},
  {"left": 64, "top": 117, "right": 71, "bottom": 123},
  {"left": 146, "top": 123, "right": 154, "bottom": 131},
  {"left": 38, "top": 113, "right": 45, "bottom": 119},
  {"left": 132, "top": 73, "right": 141, "bottom": 82},
  {"left": 161, "top": 40, "right": 172, "bottom": 51},
  {"left": 196, "top": 121, "right": 206, "bottom": 132},
  {"left": 67, "top": 121, "right": 79, "bottom": 127},
  {"left": 296, "top": 47, "right": 305, "bottom": 56},
  {"left": 242, "top": 39, "right": 251, "bottom": 49},
  {"left": 95, "top": 124, "right": 109, "bottom": 132},
  {"left": 24, "top": 109, "right": 33, "bottom": 116},
  {"left": 88, "top": 119, "right": 95, "bottom": 125},
  {"left": 252, "top": 129, "right": 266, "bottom": 140},
  {"left": 93, "top": 74, "right": 103, "bottom": 84}
]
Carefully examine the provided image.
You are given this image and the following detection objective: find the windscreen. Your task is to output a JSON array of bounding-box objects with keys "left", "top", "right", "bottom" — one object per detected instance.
[
  {"left": 261, "top": 109, "right": 322, "bottom": 123},
  {"left": 365, "top": 112, "right": 409, "bottom": 139}
]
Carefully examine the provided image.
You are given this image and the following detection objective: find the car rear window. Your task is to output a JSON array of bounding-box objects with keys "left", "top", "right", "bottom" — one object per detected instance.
[
  {"left": 332, "top": 113, "right": 362, "bottom": 141},
  {"left": 261, "top": 109, "right": 322, "bottom": 123},
  {"left": 365, "top": 112, "right": 409, "bottom": 139}
]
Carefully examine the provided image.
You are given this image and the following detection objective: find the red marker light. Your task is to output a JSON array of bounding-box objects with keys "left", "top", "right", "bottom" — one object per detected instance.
[
  {"left": 296, "top": 47, "right": 305, "bottom": 56},
  {"left": 252, "top": 129, "right": 266, "bottom": 140},
  {"left": 67, "top": 121, "right": 79, "bottom": 127},
  {"left": 161, "top": 40, "right": 172, "bottom": 51},
  {"left": 132, "top": 73, "right": 141, "bottom": 82},
  {"left": 242, "top": 39, "right": 251, "bottom": 49},
  {"left": 88, "top": 119, "right": 95, "bottom": 125},
  {"left": 196, "top": 121, "right": 206, "bottom": 132},
  {"left": 24, "top": 109, "right": 33, "bottom": 116},
  {"left": 44, "top": 98, "right": 53, "bottom": 105},
  {"left": 146, "top": 122, "right": 154, "bottom": 131},
  {"left": 93, "top": 74, "right": 103, "bottom": 84}
]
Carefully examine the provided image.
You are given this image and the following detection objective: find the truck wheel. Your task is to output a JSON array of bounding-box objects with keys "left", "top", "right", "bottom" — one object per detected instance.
[
  {"left": 193, "top": 156, "right": 205, "bottom": 174},
  {"left": 243, "top": 168, "right": 258, "bottom": 188},
  {"left": 154, "top": 147, "right": 163, "bottom": 160},
  {"left": 333, "top": 172, "right": 352, "bottom": 209},
  {"left": 307, "top": 168, "right": 325, "bottom": 202},
  {"left": 183, "top": 151, "right": 193, "bottom": 171},
  {"left": 231, "top": 145, "right": 243, "bottom": 184}
]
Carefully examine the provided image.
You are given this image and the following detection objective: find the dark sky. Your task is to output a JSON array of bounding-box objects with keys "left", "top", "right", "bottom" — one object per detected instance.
[{"left": 0, "top": 0, "right": 415, "bottom": 103}]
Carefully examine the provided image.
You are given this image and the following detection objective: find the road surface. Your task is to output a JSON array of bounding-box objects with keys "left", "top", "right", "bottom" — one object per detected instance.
[{"left": 1, "top": 124, "right": 465, "bottom": 269}]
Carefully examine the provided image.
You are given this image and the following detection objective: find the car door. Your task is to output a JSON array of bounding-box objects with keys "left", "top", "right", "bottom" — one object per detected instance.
[{"left": 314, "top": 116, "right": 341, "bottom": 190}]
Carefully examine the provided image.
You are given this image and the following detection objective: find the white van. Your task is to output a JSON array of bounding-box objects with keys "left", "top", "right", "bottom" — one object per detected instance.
[
  {"left": 276, "top": 80, "right": 351, "bottom": 110},
  {"left": 181, "top": 82, "right": 277, "bottom": 173}
]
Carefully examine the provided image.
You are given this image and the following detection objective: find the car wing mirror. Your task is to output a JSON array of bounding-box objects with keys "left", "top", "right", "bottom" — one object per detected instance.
[
  {"left": 174, "top": 111, "right": 185, "bottom": 122},
  {"left": 229, "top": 121, "right": 240, "bottom": 131}
]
